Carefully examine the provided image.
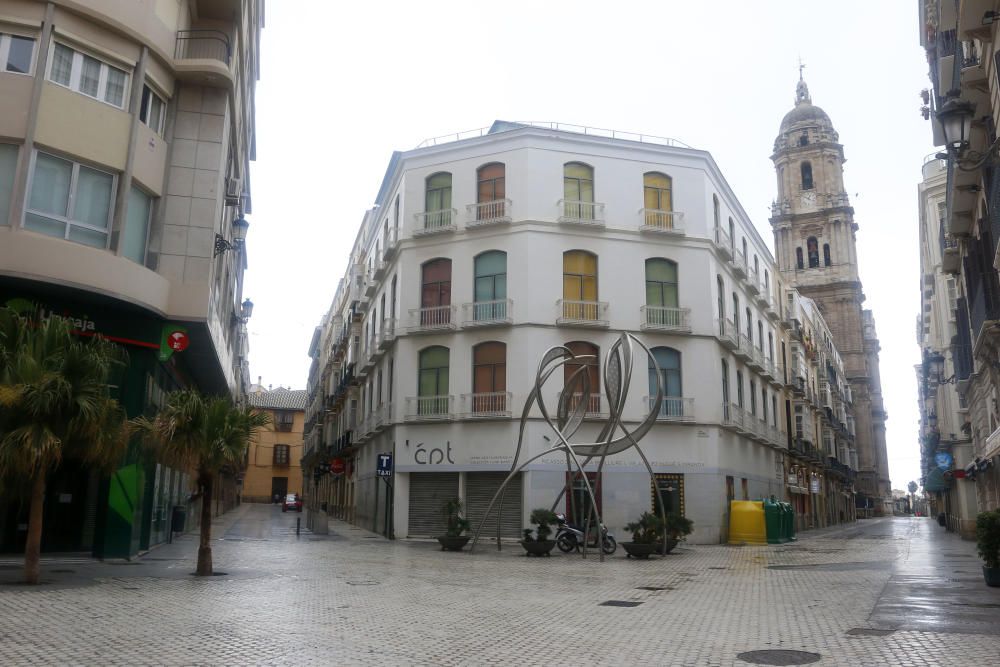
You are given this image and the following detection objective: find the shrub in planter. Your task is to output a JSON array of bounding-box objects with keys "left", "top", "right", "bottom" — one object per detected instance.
[
  {"left": 623, "top": 512, "right": 694, "bottom": 558},
  {"left": 436, "top": 498, "right": 471, "bottom": 551},
  {"left": 521, "top": 508, "right": 558, "bottom": 556},
  {"left": 976, "top": 510, "right": 1000, "bottom": 587}
]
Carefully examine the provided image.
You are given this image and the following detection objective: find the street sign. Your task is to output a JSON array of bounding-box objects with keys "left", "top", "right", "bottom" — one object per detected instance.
[
  {"left": 331, "top": 458, "right": 345, "bottom": 475},
  {"left": 935, "top": 452, "right": 953, "bottom": 471},
  {"left": 376, "top": 453, "right": 392, "bottom": 477}
]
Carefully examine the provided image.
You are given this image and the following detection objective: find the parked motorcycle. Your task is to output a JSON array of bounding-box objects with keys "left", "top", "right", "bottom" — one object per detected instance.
[{"left": 554, "top": 513, "right": 617, "bottom": 555}]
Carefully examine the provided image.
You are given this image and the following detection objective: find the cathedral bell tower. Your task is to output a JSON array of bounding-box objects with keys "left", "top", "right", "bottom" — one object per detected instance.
[{"left": 769, "top": 75, "right": 891, "bottom": 510}]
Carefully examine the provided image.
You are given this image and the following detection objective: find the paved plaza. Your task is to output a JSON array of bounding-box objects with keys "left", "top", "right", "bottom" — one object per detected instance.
[{"left": 1, "top": 505, "right": 999, "bottom": 666}]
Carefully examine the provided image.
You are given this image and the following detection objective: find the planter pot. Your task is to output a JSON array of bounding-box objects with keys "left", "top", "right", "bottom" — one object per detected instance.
[
  {"left": 984, "top": 565, "right": 1000, "bottom": 587},
  {"left": 437, "top": 535, "right": 471, "bottom": 552},
  {"left": 660, "top": 538, "right": 680, "bottom": 555},
  {"left": 623, "top": 538, "right": 679, "bottom": 559},
  {"left": 520, "top": 540, "right": 556, "bottom": 557}
]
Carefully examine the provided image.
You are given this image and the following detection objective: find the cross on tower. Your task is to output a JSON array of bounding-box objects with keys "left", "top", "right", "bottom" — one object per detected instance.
[{"left": 798, "top": 57, "right": 806, "bottom": 80}]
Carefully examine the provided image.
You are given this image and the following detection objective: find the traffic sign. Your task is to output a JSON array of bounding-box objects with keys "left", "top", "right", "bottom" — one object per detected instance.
[{"left": 376, "top": 453, "right": 393, "bottom": 477}]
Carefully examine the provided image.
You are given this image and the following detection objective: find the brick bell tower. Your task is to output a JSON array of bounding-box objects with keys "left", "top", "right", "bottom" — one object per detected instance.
[{"left": 768, "top": 73, "right": 891, "bottom": 511}]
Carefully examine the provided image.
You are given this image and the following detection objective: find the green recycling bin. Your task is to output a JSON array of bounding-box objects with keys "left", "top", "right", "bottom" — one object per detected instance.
[
  {"left": 780, "top": 501, "right": 796, "bottom": 542},
  {"left": 762, "top": 498, "right": 784, "bottom": 544}
]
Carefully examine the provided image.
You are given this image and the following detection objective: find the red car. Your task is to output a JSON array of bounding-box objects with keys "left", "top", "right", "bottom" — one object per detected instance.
[{"left": 282, "top": 494, "right": 302, "bottom": 512}]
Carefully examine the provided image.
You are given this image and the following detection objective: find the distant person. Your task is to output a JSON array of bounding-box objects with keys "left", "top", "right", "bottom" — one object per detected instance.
[{"left": 273, "top": 493, "right": 280, "bottom": 504}]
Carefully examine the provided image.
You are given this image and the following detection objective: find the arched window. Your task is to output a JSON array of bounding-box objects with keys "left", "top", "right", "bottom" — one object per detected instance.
[
  {"left": 713, "top": 194, "right": 721, "bottom": 229},
  {"left": 823, "top": 243, "right": 831, "bottom": 266},
  {"left": 749, "top": 379, "right": 757, "bottom": 417},
  {"left": 801, "top": 162, "right": 813, "bottom": 190},
  {"left": 564, "top": 341, "right": 600, "bottom": 414},
  {"left": 643, "top": 172, "right": 673, "bottom": 228},
  {"left": 745, "top": 306, "right": 753, "bottom": 341},
  {"left": 728, "top": 217, "right": 736, "bottom": 250},
  {"left": 473, "top": 251, "right": 507, "bottom": 321},
  {"left": 799, "top": 132, "right": 809, "bottom": 147},
  {"left": 645, "top": 258, "right": 679, "bottom": 326},
  {"left": 757, "top": 321, "right": 764, "bottom": 352},
  {"left": 742, "top": 237, "right": 748, "bottom": 261},
  {"left": 753, "top": 255, "right": 759, "bottom": 278},
  {"left": 649, "top": 347, "right": 683, "bottom": 417},
  {"left": 717, "top": 275, "right": 725, "bottom": 335},
  {"left": 390, "top": 275, "right": 397, "bottom": 320},
  {"left": 472, "top": 342, "right": 506, "bottom": 413},
  {"left": 721, "top": 359, "right": 730, "bottom": 420},
  {"left": 421, "top": 258, "right": 451, "bottom": 326},
  {"left": 417, "top": 346, "right": 449, "bottom": 415},
  {"left": 768, "top": 332, "right": 775, "bottom": 362},
  {"left": 732, "top": 293, "right": 740, "bottom": 333},
  {"left": 476, "top": 163, "right": 506, "bottom": 220},
  {"left": 425, "top": 172, "right": 452, "bottom": 228},
  {"left": 796, "top": 247, "right": 804, "bottom": 270},
  {"left": 764, "top": 269, "right": 770, "bottom": 291},
  {"left": 563, "top": 250, "right": 598, "bottom": 320},
  {"left": 807, "top": 236, "right": 819, "bottom": 268},
  {"left": 736, "top": 370, "right": 744, "bottom": 409},
  {"left": 563, "top": 162, "right": 594, "bottom": 220}
]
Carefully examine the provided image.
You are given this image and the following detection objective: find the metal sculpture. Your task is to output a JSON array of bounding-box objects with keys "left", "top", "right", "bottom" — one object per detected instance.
[{"left": 469, "top": 333, "right": 669, "bottom": 560}]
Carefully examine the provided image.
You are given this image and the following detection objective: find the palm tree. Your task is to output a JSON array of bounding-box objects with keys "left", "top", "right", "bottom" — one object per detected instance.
[
  {"left": 133, "top": 390, "right": 269, "bottom": 576},
  {"left": 0, "top": 307, "right": 129, "bottom": 584}
]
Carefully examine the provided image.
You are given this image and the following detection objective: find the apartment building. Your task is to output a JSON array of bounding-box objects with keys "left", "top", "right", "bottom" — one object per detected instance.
[
  {"left": 919, "top": 0, "right": 1000, "bottom": 514},
  {"left": 245, "top": 386, "right": 306, "bottom": 503},
  {"left": 303, "top": 121, "right": 860, "bottom": 544},
  {"left": 0, "top": 0, "right": 262, "bottom": 557}
]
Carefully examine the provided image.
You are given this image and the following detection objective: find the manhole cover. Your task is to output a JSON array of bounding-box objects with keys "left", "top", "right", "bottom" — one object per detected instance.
[
  {"left": 737, "top": 650, "right": 821, "bottom": 665},
  {"left": 847, "top": 628, "right": 895, "bottom": 636},
  {"left": 599, "top": 600, "right": 642, "bottom": 607},
  {"left": 346, "top": 580, "right": 380, "bottom": 586}
]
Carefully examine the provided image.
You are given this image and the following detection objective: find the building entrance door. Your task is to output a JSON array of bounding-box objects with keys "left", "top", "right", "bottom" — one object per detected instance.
[{"left": 271, "top": 477, "right": 288, "bottom": 502}]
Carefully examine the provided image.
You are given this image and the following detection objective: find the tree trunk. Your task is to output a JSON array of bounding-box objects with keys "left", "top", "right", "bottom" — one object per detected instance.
[
  {"left": 24, "top": 473, "right": 46, "bottom": 585},
  {"left": 196, "top": 473, "right": 213, "bottom": 576}
]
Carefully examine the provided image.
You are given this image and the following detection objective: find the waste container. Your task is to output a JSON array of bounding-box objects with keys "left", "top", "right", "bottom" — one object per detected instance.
[
  {"left": 171, "top": 505, "right": 186, "bottom": 533},
  {"left": 728, "top": 500, "right": 767, "bottom": 544},
  {"left": 762, "top": 498, "right": 784, "bottom": 544},
  {"left": 780, "top": 502, "right": 796, "bottom": 541}
]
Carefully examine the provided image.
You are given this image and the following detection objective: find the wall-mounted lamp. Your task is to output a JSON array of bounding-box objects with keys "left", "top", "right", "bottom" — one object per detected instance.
[
  {"left": 240, "top": 298, "right": 254, "bottom": 322},
  {"left": 214, "top": 215, "right": 250, "bottom": 257}
]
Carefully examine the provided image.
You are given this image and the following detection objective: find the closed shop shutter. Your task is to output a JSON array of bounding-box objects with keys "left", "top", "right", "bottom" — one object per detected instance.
[
  {"left": 407, "top": 472, "right": 459, "bottom": 537},
  {"left": 466, "top": 472, "right": 522, "bottom": 539}
]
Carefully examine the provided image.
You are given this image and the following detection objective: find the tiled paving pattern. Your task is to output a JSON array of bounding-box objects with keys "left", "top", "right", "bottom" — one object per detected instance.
[{"left": 0, "top": 506, "right": 998, "bottom": 666}]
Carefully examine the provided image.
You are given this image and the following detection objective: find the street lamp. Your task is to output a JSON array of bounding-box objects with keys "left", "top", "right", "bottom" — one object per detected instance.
[
  {"left": 937, "top": 97, "right": 975, "bottom": 154},
  {"left": 214, "top": 215, "right": 251, "bottom": 257},
  {"left": 241, "top": 298, "right": 254, "bottom": 321}
]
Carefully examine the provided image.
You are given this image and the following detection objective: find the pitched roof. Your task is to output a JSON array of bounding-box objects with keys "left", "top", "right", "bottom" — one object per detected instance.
[{"left": 247, "top": 387, "right": 307, "bottom": 411}]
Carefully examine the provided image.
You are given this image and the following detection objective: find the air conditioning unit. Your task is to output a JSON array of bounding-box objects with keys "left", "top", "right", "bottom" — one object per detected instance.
[{"left": 224, "top": 177, "right": 243, "bottom": 205}]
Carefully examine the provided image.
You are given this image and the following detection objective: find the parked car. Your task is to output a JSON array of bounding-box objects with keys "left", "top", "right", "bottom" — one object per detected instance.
[{"left": 282, "top": 494, "right": 302, "bottom": 512}]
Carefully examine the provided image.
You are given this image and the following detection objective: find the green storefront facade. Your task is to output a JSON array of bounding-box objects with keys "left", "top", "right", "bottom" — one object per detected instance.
[{"left": 0, "top": 278, "right": 213, "bottom": 559}]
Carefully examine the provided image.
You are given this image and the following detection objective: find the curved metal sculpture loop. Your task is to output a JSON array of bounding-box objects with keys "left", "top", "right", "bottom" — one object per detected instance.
[{"left": 470, "top": 333, "right": 670, "bottom": 560}]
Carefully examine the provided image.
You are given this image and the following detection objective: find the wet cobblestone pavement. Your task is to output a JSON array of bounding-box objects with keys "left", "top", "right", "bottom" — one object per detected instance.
[{"left": 0, "top": 505, "right": 998, "bottom": 666}]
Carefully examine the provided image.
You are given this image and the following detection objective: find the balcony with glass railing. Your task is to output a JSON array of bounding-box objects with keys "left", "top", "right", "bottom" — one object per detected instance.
[
  {"left": 558, "top": 199, "right": 605, "bottom": 226},
  {"left": 414, "top": 209, "right": 458, "bottom": 236},
  {"left": 408, "top": 305, "right": 457, "bottom": 333},
  {"left": 467, "top": 199, "right": 512, "bottom": 228},
  {"left": 640, "top": 305, "right": 691, "bottom": 333},
  {"left": 557, "top": 392, "right": 605, "bottom": 418},
  {"left": 646, "top": 396, "right": 694, "bottom": 422},
  {"left": 463, "top": 299, "right": 513, "bottom": 327},
  {"left": 462, "top": 392, "right": 513, "bottom": 418},
  {"left": 639, "top": 209, "right": 684, "bottom": 234},
  {"left": 556, "top": 300, "right": 609, "bottom": 327},
  {"left": 405, "top": 395, "right": 454, "bottom": 421}
]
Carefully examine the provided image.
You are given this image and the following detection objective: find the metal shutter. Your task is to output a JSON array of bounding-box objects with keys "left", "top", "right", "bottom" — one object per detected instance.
[
  {"left": 466, "top": 472, "right": 522, "bottom": 539},
  {"left": 407, "top": 472, "right": 459, "bottom": 537}
]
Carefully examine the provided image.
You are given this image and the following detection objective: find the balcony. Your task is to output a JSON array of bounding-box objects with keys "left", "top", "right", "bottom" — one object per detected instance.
[
  {"left": 557, "top": 300, "right": 609, "bottom": 327},
  {"left": 174, "top": 30, "right": 232, "bottom": 86},
  {"left": 712, "top": 227, "right": 733, "bottom": 259},
  {"left": 414, "top": 209, "right": 457, "bottom": 236},
  {"left": 467, "top": 199, "right": 512, "bottom": 228},
  {"left": 558, "top": 199, "right": 605, "bottom": 226},
  {"left": 373, "top": 259, "right": 387, "bottom": 281},
  {"left": 364, "top": 276, "right": 377, "bottom": 297},
  {"left": 639, "top": 209, "right": 684, "bottom": 235},
  {"left": 746, "top": 270, "right": 760, "bottom": 295},
  {"left": 715, "top": 318, "right": 739, "bottom": 349},
  {"left": 382, "top": 227, "right": 400, "bottom": 260},
  {"left": 373, "top": 402, "right": 392, "bottom": 431},
  {"left": 378, "top": 319, "right": 396, "bottom": 348},
  {"left": 730, "top": 253, "right": 748, "bottom": 278},
  {"left": 941, "top": 229, "right": 960, "bottom": 274},
  {"left": 405, "top": 395, "right": 454, "bottom": 421},
  {"left": 762, "top": 292, "right": 778, "bottom": 319},
  {"left": 408, "top": 305, "right": 457, "bottom": 333},
  {"left": 646, "top": 396, "right": 694, "bottom": 422},
  {"left": 722, "top": 403, "right": 746, "bottom": 432},
  {"left": 734, "top": 334, "right": 753, "bottom": 361},
  {"left": 746, "top": 345, "right": 766, "bottom": 371},
  {"left": 759, "top": 358, "right": 775, "bottom": 381},
  {"left": 462, "top": 392, "right": 513, "bottom": 419},
  {"left": 557, "top": 392, "right": 605, "bottom": 419},
  {"left": 463, "top": 299, "right": 513, "bottom": 327},
  {"left": 640, "top": 305, "right": 691, "bottom": 333}
]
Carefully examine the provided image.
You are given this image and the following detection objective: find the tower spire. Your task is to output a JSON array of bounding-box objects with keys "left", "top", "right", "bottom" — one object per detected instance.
[{"left": 796, "top": 58, "right": 811, "bottom": 106}]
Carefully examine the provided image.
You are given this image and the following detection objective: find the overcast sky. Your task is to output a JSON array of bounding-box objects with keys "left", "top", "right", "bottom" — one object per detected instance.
[{"left": 244, "top": 1, "right": 929, "bottom": 490}]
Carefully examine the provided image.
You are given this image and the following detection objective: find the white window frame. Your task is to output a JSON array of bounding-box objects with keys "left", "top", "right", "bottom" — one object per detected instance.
[
  {"left": 0, "top": 31, "right": 37, "bottom": 76},
  {"left": 46, "top": 41, "right": 130, "bottom": 109},
  {"left": 139, "top": 83, "right": 166, "bottom": 135},
  {"left": 23, "top": 149, "right": 117, "bottom": 250}
]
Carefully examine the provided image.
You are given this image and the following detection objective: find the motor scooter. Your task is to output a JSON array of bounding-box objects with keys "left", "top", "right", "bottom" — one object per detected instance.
[{"left": 554, "top": 513, "right": 617, "bottom": 555}]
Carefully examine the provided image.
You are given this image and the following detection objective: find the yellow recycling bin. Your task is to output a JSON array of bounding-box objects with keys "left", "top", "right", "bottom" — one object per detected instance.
[{"left": 728, "top": 500, "right": 767, "bottom": 544}]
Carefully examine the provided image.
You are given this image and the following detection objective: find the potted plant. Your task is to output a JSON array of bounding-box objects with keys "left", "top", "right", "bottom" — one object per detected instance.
[
  {"left": 623, "top": 512, "right": 664, "bottom": 559},
  {"left": 664, "top": 513, "right": 694, "bottom": 553},
  {"left": 976, "top": 509, "right": 1000, "bottom": 587},
  {"left": 520, "top": 508, "right": 558, "bottom": 556},
  {"left": 437, "top": 498, "right": 471, "bottom": 551}
]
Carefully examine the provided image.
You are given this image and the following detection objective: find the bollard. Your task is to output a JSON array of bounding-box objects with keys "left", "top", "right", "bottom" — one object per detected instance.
[{"left": 296, "top": 517, "right": 300, "bottom": 537}]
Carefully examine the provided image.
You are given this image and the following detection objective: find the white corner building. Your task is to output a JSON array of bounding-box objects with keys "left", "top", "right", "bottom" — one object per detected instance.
[{"left": 304, "top": 121, "right": 860, "bottom": 544}]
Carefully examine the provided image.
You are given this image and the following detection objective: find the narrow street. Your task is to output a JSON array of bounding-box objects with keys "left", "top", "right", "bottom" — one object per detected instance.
[{"left": 1, "top": 506, "right": 997, "bottom": 666}]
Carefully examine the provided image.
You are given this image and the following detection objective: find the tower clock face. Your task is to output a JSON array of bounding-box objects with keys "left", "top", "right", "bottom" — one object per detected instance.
[{"left": 799, "top": 191, "right": 816, "bottom": 209}]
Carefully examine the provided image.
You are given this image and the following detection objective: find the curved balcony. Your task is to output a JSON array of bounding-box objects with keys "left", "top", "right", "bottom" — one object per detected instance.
[{"left": 174, "top": 30, "right": 233, "bottom": 87}]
